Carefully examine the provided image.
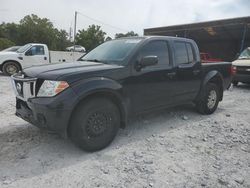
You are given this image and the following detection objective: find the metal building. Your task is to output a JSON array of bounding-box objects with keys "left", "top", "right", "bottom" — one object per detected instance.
[{"left": 144, "top": 17, "right": 250, "bottom": 62}]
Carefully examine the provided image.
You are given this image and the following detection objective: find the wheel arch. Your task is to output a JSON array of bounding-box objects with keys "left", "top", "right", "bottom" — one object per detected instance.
[
  {"left": 1, "top": 60, "right": 22, "bottom": 71},
  {"left": 198, "top": 71, "right": 224, "bottom": 101},
  {"left": 67, "top": 78, "right": 129, "bottom": 137}
]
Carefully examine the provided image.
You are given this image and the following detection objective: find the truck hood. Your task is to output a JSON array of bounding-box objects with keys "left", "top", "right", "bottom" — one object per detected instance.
[
  {"left": 232, "top": 59, "right": 250, "bottom": 66},
  {"left": 0, "top": 51, "right": 18, "bottom": 57},
  {"left": 23, "top": 61, "right": 123, "bottom": 81}
]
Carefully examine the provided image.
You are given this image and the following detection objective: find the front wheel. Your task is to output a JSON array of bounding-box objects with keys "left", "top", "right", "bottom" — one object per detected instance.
[
  {"left": 196, "top": 83, "right": 220, "bottom": 115},
  {"left": 2, "top": 61, "right": 21, "bottom": 76},
  {"left": 69, "top": 97, "right": 120, "bottom": 151}
]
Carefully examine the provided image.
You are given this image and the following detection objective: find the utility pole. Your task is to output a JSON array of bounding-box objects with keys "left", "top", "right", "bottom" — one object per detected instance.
[{"left": 73, "top": 11, "right": 77, "bottom": 52}]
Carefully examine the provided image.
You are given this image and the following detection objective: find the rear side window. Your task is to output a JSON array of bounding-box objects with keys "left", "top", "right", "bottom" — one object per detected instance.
[
  {"left": 140, "top": 40, "right": 170, "bottom": 69},
  {"left": 174, "top": 42, "right": 189, "bottom": 65}
]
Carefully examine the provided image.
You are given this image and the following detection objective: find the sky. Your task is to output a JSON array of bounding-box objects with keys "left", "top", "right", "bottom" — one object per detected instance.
[{"left": 0, "top": 0, "right": 250, "bottom": 38}]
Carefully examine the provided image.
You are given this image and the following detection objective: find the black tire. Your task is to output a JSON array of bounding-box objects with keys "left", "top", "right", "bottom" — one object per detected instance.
[
  {"left": 232, "top": 81, "right": 238, "bottom": 86},
  {"left": 196, "top": 83, "right": 220, "bottom": 115},
  {"left": 69, "top": 97, "right": 120, "bottom": 151},
  {"left": 2, "top": 61, "right": 21, "bottom": 76}
]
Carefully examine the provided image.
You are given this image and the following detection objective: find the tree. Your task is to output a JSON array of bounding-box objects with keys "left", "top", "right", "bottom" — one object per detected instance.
[
  {"left": 115, "top": 31, "right": 138, "bottom": 39},
  {"left": 0, "top": 38, "right": 15, "bottom": 50},
  {"left": 0, "top": 22, "right": 19, "bottom": 44},
  {"left": 54, "top": 29, "right": 72, "bottom": 51},
  {"left": 18, "top": 14, "right": 59, "bottom": 49},
  {"left": 75, "top": 25, "right": 106, "bottom": 51}
]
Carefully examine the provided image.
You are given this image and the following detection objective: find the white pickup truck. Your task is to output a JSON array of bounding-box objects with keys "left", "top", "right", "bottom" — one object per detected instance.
[{"left": 0, "top": 43, "right": 85, "bottom": 75}]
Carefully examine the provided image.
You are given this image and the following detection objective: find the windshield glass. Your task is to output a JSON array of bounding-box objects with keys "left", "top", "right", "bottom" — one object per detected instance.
[
  {"left": 79, "top": 39, "right": 142, "bottom": 64},
  {"left": 17, "top": 44, "right": 32, "bottom": 53},
  {"left": 238, "top": 48, "right": 250, "bottom": 59}
]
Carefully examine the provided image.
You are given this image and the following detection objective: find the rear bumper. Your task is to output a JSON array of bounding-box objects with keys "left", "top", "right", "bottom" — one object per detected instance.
[
  {"left": 15, "top": 88, "right": 78, "bottom": 138},
  {"left": 233, "top": 74, "right": 250, "bottom": 83}
]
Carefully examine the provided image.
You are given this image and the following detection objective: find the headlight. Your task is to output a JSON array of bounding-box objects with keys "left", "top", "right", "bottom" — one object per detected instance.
[{"left": 37, "top": 80, "right": 69, "bottom": 97}]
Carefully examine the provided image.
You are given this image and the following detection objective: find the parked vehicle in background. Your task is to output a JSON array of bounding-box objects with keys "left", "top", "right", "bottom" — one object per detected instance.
[
  {"left": 200, "top": 52, "right": 223, "bottom": 63},
  {"left": 0, "top": 43, "right": 85, "bottom": 75},
  {"left": 1, "top": 46, "right": 22, "bottom": 52},
  {"left": 66, "top": 45, "right": 86, "bottom": 52},
  {"left": 11, "top": 36, "right": 232, "bottom": 151},
  {"left": 232, "top": 47, "right": 250, "bottom": 86}
]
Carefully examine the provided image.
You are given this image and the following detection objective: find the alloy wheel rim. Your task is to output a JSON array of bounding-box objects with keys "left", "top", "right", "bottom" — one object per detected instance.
[
  {"left": 85, "top": 112, "right": 111, "bottom": 138},
  {"left": 7, "top": 65, "right": 17, "bottom": 75},
  {"left": 207, "top": 90, "right": 217, "bottom": 109}
]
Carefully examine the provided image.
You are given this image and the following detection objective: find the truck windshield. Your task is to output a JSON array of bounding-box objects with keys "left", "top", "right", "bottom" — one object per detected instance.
[
  {"left": 16, "top": 44, "right": 32, "bottom": 53},
  {"left": 238, "top": 48, "right": 250, "bottom": 59},
  {"left": 79, "top": 39, "right": 142, "bottom": 64}
]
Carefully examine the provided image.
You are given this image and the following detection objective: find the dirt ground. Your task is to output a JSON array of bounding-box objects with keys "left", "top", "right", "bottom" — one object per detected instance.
[{"left": 0, "top": 73, "right": 249, "bottom": 188}]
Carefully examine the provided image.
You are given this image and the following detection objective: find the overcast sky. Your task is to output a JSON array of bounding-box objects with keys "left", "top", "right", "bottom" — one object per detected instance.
[{"left": 1, "top": 0, "right": 250, "bottom": 38}]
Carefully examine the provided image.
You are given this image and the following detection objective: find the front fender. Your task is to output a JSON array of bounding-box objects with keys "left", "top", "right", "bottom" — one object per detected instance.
[{"left": 71, "top": 77, "right": 123, "bottom": 99}]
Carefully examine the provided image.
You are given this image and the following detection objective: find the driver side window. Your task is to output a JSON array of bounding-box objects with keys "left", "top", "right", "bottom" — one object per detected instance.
[
  {"left": 139, "top": 40, "right": 170, "bottom": 70},
  {"left": 26, "top": 45, "right": 45, "bottom": 56}
]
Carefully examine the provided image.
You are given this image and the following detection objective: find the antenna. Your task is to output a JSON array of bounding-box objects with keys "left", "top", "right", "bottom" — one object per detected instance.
[{"left": 73, "top": 11, "right": 78, "bottom": 51}]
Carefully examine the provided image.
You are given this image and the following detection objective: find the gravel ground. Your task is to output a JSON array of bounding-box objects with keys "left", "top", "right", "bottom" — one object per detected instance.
[{"left": 0, "top": 73, "right": 249, "bottom": 188}]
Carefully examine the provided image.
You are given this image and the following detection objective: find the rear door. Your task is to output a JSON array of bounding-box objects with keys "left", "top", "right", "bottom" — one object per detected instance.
[{"left": 172, "top": 41, "right": 202, "bottom": 102}]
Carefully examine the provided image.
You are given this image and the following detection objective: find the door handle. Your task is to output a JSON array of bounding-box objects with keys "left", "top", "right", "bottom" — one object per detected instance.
[
  {"left": 167, "top": 72, "right": 176, "bottom": 78},
  {"left": 193, "top": 70, "right": 200, "bottom": 75}
]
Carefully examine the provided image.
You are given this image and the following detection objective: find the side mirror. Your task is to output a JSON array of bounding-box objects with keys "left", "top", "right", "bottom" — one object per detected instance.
[{"left": 136, "top": 56, "right": 158, "bottom": 71}]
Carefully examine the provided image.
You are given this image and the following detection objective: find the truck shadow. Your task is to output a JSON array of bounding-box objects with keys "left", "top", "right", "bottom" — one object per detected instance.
[{"left": 0, "top": 104, "right": 220, "bottom": 183}]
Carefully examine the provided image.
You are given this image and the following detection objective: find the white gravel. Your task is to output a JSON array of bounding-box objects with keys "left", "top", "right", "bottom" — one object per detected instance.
[{"left": 0, "top": 73, "right": 249, "bottom": 188}]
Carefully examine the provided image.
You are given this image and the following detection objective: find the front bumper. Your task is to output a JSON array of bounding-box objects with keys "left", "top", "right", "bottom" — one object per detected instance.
[
  {"left": 15, "top": 88, "right": 78, "bottom": 138},
  {"left": 233, "top": 73, "right": 250, "bottom": 83}
]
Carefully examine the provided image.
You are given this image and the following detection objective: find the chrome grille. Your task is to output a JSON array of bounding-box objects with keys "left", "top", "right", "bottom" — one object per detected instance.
[
  {"left": 11, "top": 74, "right": 37, "bottom": 101},
  {"left": 237, "top": 66, "right": 250, "bottom": 75}
]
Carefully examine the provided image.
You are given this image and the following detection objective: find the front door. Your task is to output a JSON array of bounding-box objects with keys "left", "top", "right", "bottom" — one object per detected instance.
[
  {"left": 23, "top": 45, "right": 49, "bottom": 68},
  {"left": 128, "top": 40, "right": 177, "bottom": 112}
]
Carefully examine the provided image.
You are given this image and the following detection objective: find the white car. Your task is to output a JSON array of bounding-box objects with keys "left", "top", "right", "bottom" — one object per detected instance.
[
  {"left": 232, "top": 47, "right": 250, "bottom": 86},
  {"left": 66, "top": 45, "right": 86, "bottom": 52}
]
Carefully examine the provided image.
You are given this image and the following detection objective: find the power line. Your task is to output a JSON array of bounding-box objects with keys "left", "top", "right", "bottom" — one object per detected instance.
[{"left": 77, "top": 11, "right": 129, "bottom": 32}]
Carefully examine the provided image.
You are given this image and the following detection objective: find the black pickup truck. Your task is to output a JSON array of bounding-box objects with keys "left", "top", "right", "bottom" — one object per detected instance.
[{"left": 11, "top": 36, "right": 232, "bottom": 151}]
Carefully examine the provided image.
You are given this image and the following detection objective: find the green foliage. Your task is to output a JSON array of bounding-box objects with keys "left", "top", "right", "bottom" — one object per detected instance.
[
  {"left": 18, "top": 14, "right": 58, "bottom": 50},
  {"left": 75, "top": 25, "right": 106, "bottom": 51},
  {"left": 54, "top": 29, "right": 72, "bottom": 51},
  {"left": 0, "top": 14, "right": 137, "bottom": 51},
  {"left": 0, "top": 14, "right": 71, "bottom": 51},
  {"left": 0, "top": 38, "right": 15, "bottom": 50},
  {"left": 0, "top": 23, "right": 19, "bottom": 44},
  {"left": 115, "top": 31, "right": 138, "bottom": 39}
]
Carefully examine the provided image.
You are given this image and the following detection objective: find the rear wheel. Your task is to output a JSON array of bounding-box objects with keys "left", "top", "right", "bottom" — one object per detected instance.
[
  {"left": 69, "top": 97, "right": 120, "bottom": 151},
  {"left": 196, "top": 83, "right": 220, "bottom": 115},
  {"left": 2, "top": 61, "right": 21, "bottom": 76}
]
